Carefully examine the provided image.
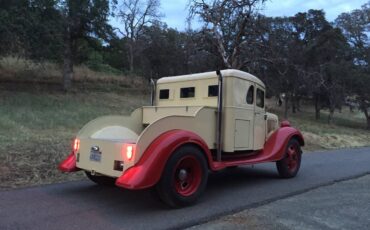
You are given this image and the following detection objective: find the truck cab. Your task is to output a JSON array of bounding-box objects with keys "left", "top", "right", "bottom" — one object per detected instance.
[
  {"left": 145, "top": 69, "right": 278, "bottom": 152},
  {"left": 59, "top": 69, "right": 303, "bottom": 208}
]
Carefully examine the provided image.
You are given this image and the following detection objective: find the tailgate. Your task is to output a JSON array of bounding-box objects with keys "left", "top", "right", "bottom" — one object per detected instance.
[{"left": 76, "top": 138, "right": 127, "bottom": 178}]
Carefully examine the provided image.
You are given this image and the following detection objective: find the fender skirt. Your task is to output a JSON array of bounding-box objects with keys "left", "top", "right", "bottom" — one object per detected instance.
[
  {"left": 115, "top": 130, "right": 212, "bottom": 190},
  {"left": 58, "top": 152, "right": 80, "bottom": 172}
]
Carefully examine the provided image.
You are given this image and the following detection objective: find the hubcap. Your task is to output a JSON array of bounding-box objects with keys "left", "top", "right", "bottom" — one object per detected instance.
[
  {"left": 173, "top": 155, "right": 202, "bottom": 197},
  {"left": 178, "top": 169, "right": 188, "bottom": 181},
  {"left": 287, "top": 144, "right": 298, "bottom": 172}
]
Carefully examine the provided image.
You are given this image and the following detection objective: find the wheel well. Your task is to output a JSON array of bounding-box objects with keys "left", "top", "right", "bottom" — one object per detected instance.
[
  {"left": 292, "top": 135, "right": 305, "bottom": 147},
  {"left": 173, "top": 143, "right": 211, "bottom": 170}
]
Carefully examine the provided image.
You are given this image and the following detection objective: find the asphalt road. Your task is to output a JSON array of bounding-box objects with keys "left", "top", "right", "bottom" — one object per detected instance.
[
  {"left": 0, "top": 147, "right": 369, "bottom": 230},
  {"left": 189, "top": 174, "right": 370, "bottom": 230}
]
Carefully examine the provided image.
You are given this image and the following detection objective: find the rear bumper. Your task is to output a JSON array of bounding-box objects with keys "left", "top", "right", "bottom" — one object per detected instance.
[
  {"left": 59, "top": 152, "right": 80, "bottom": 172},
  {"left": 59, "top": 151, "right": 140, "bottom": 189}
]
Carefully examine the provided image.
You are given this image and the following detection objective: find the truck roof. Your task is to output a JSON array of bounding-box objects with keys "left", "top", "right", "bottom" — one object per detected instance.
[{"left": 157, "top": 69, "right": 265, "bottom": 88}]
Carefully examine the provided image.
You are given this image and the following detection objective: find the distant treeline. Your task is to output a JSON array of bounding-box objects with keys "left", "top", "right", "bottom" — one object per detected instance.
[{"left": 0, "top": 0, "right": 369, "bottom": 128}]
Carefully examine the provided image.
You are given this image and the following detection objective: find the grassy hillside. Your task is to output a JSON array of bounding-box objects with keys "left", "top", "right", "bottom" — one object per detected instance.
[
  {"left": 0, "top": 57, "right": 150, "bottom": 189},
  {"left": 0, "top": 89, "right": 149, "bottom": 189}
]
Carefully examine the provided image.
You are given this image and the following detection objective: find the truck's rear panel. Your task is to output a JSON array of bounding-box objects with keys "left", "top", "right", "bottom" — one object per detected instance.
[{"left": 76, "top": 138, "right": 132, "bottom": 178}]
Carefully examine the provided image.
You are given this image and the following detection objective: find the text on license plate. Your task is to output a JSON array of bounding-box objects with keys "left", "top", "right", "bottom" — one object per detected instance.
[{"left": 90, "top": 151, "right": 101, "bottom": 162}]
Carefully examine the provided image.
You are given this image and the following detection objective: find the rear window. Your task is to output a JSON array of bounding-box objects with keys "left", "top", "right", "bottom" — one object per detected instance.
[
  {"left": 159, "top": 89, "right": 169, "bottom": 99},
  {"left": 246, "top": 85, "right": 254, "bottom": 104},
  {"left": 256, "top": 88, "right": 265, "bottom": 108},
  {"left": 208, "top": 85, "right": 218, "bottom": 97},
  {"left": 180, "top": 87, "right": 195, "bottom": 98}
]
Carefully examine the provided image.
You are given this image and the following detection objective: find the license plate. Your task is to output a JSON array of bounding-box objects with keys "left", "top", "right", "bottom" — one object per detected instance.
[{"left": 90, "top": 151, "right": 101, "bottom": 162}]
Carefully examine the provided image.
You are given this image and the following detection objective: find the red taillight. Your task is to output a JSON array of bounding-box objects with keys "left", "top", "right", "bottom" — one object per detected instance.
[
  {"left": 122, "top": 143, "right": 136, "bottom": 161},
  {"left": 73, "top": 138, "right": 80, "bottom": 153}
]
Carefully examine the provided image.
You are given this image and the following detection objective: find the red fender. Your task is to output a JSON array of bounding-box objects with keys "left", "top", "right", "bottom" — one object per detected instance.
[
  {"left": 115, "top": 130, "right": 213, "bottom": 190},
  {"left": 58, "top": 152, "right": 80, "bottom": 172},
  {"left": 209, "top": 126, "right": 304, "bottom": 170},
  {"left": 262, "top": 126, "right": 304, "bottom": 162}
]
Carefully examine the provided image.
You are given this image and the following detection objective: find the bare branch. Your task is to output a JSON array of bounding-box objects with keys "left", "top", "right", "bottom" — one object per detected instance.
[{"left": 188, "top": 0, "right": 266, "bottom": 68}]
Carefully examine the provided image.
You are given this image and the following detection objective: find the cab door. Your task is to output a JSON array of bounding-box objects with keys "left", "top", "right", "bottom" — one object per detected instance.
[
  {"left": 233, "top": 82, "right": 255, "bottom": 150},
  {"left": 253, "top": 86, "right": 266, "bottom": 150}
]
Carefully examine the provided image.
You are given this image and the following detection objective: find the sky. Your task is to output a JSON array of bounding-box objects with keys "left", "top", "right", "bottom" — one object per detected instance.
[{"left": 159, "top": 0, "right": 368, "bottom": 30}]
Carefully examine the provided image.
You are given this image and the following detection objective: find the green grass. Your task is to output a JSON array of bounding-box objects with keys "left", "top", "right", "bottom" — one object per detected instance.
[{"left": 0, "top": 90, "right": 149, "bottom": 189}]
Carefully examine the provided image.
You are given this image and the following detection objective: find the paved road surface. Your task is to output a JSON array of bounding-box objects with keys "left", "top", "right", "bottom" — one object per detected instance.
[
  {"left": 189, "top": 174, "right": 370, "bottom": 230},
  {"left": 0, "top": 147, "right": 369, "bottom": 230}
]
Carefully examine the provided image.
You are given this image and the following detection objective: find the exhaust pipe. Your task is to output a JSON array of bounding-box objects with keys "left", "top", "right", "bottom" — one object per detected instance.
[
  {"left": 216, "top": 70, "right": 223, "bottom": 162},
  {"left": 150, "top": 78, "right": 156, "bottom": 106}
]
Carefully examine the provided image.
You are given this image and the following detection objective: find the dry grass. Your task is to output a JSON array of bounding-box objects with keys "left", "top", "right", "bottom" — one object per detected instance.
[
  {"left": 266, "top": 99, "right": 370, "bottom": 152},
  {"left": 0, "top": 57, "right": 151, "bottom": 190},
  {"left": 0, "top": 90, "right": 149, "bottom": 190},
  {"left": 0, "top": 56, "right": 148, "bottom": 89}
]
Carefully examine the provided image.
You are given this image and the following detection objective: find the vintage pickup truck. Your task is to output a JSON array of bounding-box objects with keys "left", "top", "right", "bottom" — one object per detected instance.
[{"left": 59, "top": 69, "right": 304, "bottom": 207}]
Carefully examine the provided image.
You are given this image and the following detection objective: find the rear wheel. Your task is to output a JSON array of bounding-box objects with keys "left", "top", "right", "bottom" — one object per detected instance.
[
  {"left": 85, "top": 171, "right": 116, "bottom": 186},
  {"left": 156, "top": 145, "right": 208, "bottom": 208},
  {"left": 276, "top": 139, "right": 302, "bottom": 178}
]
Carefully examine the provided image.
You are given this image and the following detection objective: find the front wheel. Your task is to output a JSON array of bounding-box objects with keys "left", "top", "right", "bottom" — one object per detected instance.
[
  {"left": 156, "top": 145, "right": 208, "bottom": 208},
  {"left": 276, "top": 139, "right": 302, "bottom": 178}
]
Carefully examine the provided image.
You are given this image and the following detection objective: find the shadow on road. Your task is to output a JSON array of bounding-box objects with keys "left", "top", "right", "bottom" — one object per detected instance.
[{"left": 49, "top": 164, "right": 279, "bottom": 211}]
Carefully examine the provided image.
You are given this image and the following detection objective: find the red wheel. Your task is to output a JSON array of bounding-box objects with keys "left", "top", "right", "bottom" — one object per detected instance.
[
  {"left": 276, "top": 139, "right": 302, "bottom": 178},
  {"left": 173, "top": 155, "right": 202, "bottom": 196},
  {"left": 156, "top": 145, "right": 208, "bottom": 208}
]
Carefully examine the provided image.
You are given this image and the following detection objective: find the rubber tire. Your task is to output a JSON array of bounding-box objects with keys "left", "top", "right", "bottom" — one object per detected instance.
[
  {"left": 226, "top": 166, "right": 238, "bottom": 170},
  {"left": 156, "top": 145, "right": 208, "bottom": 208},
  {"left": 85, "top": 171, "right": 116, "bottom": 186},
  {"left": 276, "top": 139, "right": 302, "bottom": 178}
]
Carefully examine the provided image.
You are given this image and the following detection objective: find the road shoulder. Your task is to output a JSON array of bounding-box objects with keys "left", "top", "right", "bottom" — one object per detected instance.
[{"left": 188, "top": 174, "right": 370, "bottom": 230}]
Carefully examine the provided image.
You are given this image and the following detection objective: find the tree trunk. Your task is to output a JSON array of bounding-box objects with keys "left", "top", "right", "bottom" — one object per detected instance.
[
  {"left": 314, "top": 94, "right": 320, "bottom": 120},
  {"left": 284, "top": 95, "right": 289, "bottom": 119},
  {"left": 212, "top": 27, "right": 231, "bottom": 68},
  {"left": 63, "top": 29, "right": 73, "bottom": 91},
  {"left": 128, "top": 42, "right": 134, "bottom": 73},
  {"left": 292, "top": 95, "right": 296, "bottom": 114},
  {"left": 328, "top": 94, "right": 336, "bottom": 125},
  {"left": 363, "top": 107, "right": 370, "bottom": 130},
  {"left": 328, "top": 108, "right": 334, "bottom": 125}
]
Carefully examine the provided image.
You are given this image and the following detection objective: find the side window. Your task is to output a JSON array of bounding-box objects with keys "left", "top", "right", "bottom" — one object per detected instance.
[
  {"left": 256, "top": 88, "right": 265, "bottom": 108},
  {"left": 159, "top": 89, "right": 169, "bottom": 99},
  {"left": 208, "top": 85, "right": 218, "bottom": 97},
  {"left": 246, "top": 85, "right": 254, "bottom": 104},
  {"left": 180, "top": 87, "right": 195, "bottom": 98}
]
